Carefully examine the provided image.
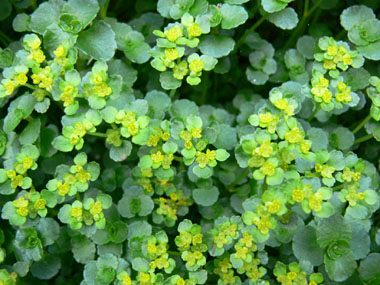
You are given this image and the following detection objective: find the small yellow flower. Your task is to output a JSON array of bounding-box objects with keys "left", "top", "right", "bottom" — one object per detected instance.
[
  {"left": 327, "top": 46, "right": 337, "bottom": 56},
  {"left": 191, "top": 127, "right": 202, "bottom": 138},
  {"left": 187, "top": 23, "right": 202, "bottom": 37},
  {"left": 90, "top": 201, "right": 102, "bottom": 216},
  {"left": 266, "top": 200, "right": 280, "bottom": 214},
  {"left": 165, "top": 48, "right": 179, "bottom": 61},
  {"left": 15, "top": 73, "right": 28, "bottom": 85},
  {"left": 34, "top": 199, "right": 46, "bottom": 210},
  {"left": 189, "top": 60, "right": 204, "bottom": 73},
  {"left": 16, "top": 207, "right": 29, "bottom": 217},
  {"left": 292, "top": 189, "right": 304, "bottom": 203},
  {"left": 151, "top": 151, "right": 164, "bottom": 164},
  {"left": 54, "top": 45, "right": 65, "bottom": 57},
  {"left": 166, "top": 25, "right": 183, "bottom": 42},
  {"left": 29, "top": 38, "right": 41, "bottom": 49},
  {"left": 261, "top": 161, "right": 275, "bottom": 176},
  {"left": 70, "top": 207, "right": 83, "bottom": 218},
  {"left": 4, "top": 80, "right": 16, "bottom": 95}
]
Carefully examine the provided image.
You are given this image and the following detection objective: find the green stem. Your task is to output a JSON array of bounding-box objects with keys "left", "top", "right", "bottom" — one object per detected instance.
[
  {"left": 352, "top": 114, "right": 371, "bottom": 134},
  {"left": 168, "top": 251, "right": 181, "bottom": 256},
  {"left": 111, "top": 123, "right": 118, "bottom": 130},
  {"left": 308, "top": 105, "right": 320, "bottom": 122},
  {"left": 303, "top": 0, "right": 309, "bottom": 17},
  {"left": 284, "top": 0, "right": 324, "bottom": 49},
  {"left": 230, "top": 168, "right": 250, "bottom": 188},
  {"left": 100, "top": 0, "right": 110, "bottom": 19},
  {"left": 234, "top": 13, "right": 269, "bottom": 51},
  {"left": 24, "top": 83, "right": 36, "bottom": 90},
  {"left": 169, "top": 88, "right": 176, "bottom": 99},
  {"left": 87, "top": 132, "right": 107, "bottom": 138},
  {"left": 332, "top": 184, "right": 344, "bottom": 191},
  {"left": 0, "top": 30, "right": 11, "bottom": 46},
  {"left": 354, "top": 134, "right": 373, "bottom": 145},
  {"left": 173, "top": 156, "right": 183, "bottom": 163}
]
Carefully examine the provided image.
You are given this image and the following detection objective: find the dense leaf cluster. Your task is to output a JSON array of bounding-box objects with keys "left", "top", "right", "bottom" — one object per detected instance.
[{"left": 0, "top": 0, "right": 380, "bottom": 284}]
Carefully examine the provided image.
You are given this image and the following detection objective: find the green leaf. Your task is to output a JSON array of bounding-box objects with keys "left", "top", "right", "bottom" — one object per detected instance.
[
  {"left": 62, "top": 0, "right": 99, "bottom": 30},
  {"left": 292, "top": 226, "right": 324, "bottom": 266},
  {"left": 13, "top": 13, "right": 30, "bottom": 33},
  {"left": 268, "top": 8, "right": 299, "bottom": 30},
  {"left": 110, "top": 22, "right": 151, "bottom": 64},
  {"left": 109, "top": 141, "right": 132, "bottom": 162},
  {"left": 0, "top": 0, "right": 12, "bottom": 21},
  {"left": 19, "top": 118, "right": 41, "bottom": 145},
  {"left": 316, "top": 215, "right": 352, "bottom": 248},
  {"left": 52, "top": 136, "right": 74, "bottom": 152},
  {"left": 71, "top": 235, "right": 96, "bottom": 264},
  {"left": 357, "top": 41, "right": 380, "bottom": 60},
  {"left": 77, "top": 20, "right": 117, "bottom": 61},
  {"left": 340, "top": 5, "right": 375, "bottom": 31},
  {"left": 262, "top": 0, "right": 289, "bottom": 13},
  {"left": 30, "top": 0, "right": 63, "bottom": 34},
  {"left": 30, "top": 254, "right": 61, "bottom": 280},
  {"left": 215, "top": 149, "right": 230, "bottom": 161},
  {"left": 160, "top": 72, "right": 182, "bottom": 90},
  {"left": 193, "top": 186, "right": 219, "bottom": 206},
  {"left": 359, "top": 253, "right": 380, "bottom": 283},
  {"left": 329, "top": 127, "right": 354, "bottom": 151},
  {"left": 219, "top": 4, "right": 248, "bottom": 29},
  {"left": 324, "top": 251, "right": 356, "bottom": 282},
  {"left": 193, "top": 165, "right": 213, "bottom": 179},
  {"left": 198, "top": 35, "right": 235, "bottom": 58}
]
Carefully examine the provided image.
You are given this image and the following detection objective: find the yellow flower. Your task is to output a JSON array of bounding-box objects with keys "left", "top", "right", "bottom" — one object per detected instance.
[
  {"left": 14, "top": 196, "right": 29, "bottom": 208},
  {"left": 90, "top": 201, "right": 102, "bottom": 216},
  {"left": 16, "top": 207, "right": 29, "bottom": 217},
  {"left": 261, "top": 161, "right": 275, "bottom": 176},
  {"left": 322, "top": 89, "right": 332, "bottom": 103},
  {"left": 29, "top": 49, "right": 46, "bottom": 64},
  {"left": 161, "top": 132, "right": 170, "bottom": 141},
  {"left": 165, "top": 48, "right": 179, "bottom": 61},
  {"left": 196, "top": 152, "right": 209, "bottom": 168},
  {"left": 7, "top": 170, "right": 17, "bottom": 179},
  {"left": 151, "top": 151, "right": 164, "bottom": 164},
  {"left": 184, "top": 140, "right": 193, "bottom": 149},
  {"left": 266, "top": 200, "right": 280, "bottom": 214},
  {"left": 147, "top": 244, "right": 157, "bottom": 254},
  {"left": 300, "top": 141, "right": 310, "bottom": 153},
  {"left": 285, "top": 128, "right": 303, "bottom": 144},
  {"left": 166, "top": 25, "right": 183, "bottom": 42},
  {"left": 70, "top": 207, "right": 83, "bottom": 218},
  {"left": 235, "top": 246, "right": 248, "bottom": 259},
  {"left": 121, "top": 274, "right": 132, "bottom": 285},
  {"left": 23, "top": 157, "right": 34, "bottom": 170},
  {"left": 342, "top": 54, "right": 352, "bottom": 65},
  {"left": 187, "top": 23, "right": 202, "bottom": 37},
  {"left": 327, "top": 46, "right": 337, "bottom": 56},
  {"left": 54, "top": 45, "right": 65, "bottom": 57},
  {"left": 292, "top": 189, "right": 304, "bottom": 203},
  {"left": 189, "top": 60, "right": 204, "bottom": 73},
  {"left": 34, "top": 199, "right": 47, "bottom": 210},
  {"left": 191, "top": 127, "right": 202, "bottom": 138},
  {"left": 4, "top": 80, "right": 16, "bottom": 95},
  {"left": 309, "top": 193, "right": 322, "bottom": 211},
  {"left": 323, "top": 59, "right": 336, "bottom": 70},
  {"left": 15, "top": 73, "right": 28, "bottom": 85},
  {"left": 257, "top": 141, "right": 273, "bottom": 158}
]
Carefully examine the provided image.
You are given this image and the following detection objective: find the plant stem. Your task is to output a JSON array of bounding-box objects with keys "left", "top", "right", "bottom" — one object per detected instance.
[
  {"left": 88, "top": 132, "right": 107, "bottom": 138},
  {"left": 284, "top": 0, "right": 324, "bottom": 49},
  {"left": 0, "top": 30, "right": 11, "bottom": 46},
  {"left": 24, "top": 83, "right": 36, "bottom": 90},
  {"left": 169, "top": 88, "right": 176, "bottom": 99},
  {"left": 201, "top": 73, "right": 209, "bottom": 105},
  {"left": 100, "top": 0, "right": 110, "bottom": 19},
  {"left": 352, "top": 114, "right": 371, "bottom": 134},
  {"left": 308, "top": 105, "right": 319, "bottom": 122},
  {"left": 332, "top": 184, "right": 344, "bottom": 191},
  {"left": 230, "top": 168, "right": 250, "bottom": 187},
  {"left": 234, "top": 13, "right": 269, "bottom": 51},
  {"left": 354, "top": 134, "right": 373, "bottom": 145},
  {"left": 168, "top": 251, "right": 181, "bottom": 256}
]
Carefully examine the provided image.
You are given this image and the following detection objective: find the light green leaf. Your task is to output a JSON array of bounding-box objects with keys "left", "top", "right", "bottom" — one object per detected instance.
[
  {"left": 220, "top": 4, "right": 248, "bottom": 29},
  {"left": 193, "top": 186, "right": 219, "bottom": 206},
  {"left": 198, "top": 35, "right": 235, "bottom": 58},
  {"left": 77, "top": 20, "right": 117, "bottom": 61},
  {"left": 268, "top": 7, "right": 299, "bottom": 30}
]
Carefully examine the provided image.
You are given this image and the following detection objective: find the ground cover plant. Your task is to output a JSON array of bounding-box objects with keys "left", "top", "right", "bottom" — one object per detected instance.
[{"left": 1, "top": 0, "right": 380, "bottom": 284}]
